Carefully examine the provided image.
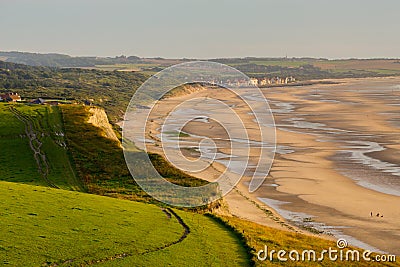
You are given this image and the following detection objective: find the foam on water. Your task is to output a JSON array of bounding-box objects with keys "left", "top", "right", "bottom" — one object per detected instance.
[{"left": 336, "top": 140, "right": 400, "bottom": 196}]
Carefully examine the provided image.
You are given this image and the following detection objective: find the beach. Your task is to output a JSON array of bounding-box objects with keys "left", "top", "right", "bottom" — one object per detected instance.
[{"left": 144, "top": 76, "right": 400, "bottom": 255}]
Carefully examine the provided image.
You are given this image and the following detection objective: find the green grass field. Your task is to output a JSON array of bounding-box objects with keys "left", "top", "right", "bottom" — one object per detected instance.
[
  {"left": 0, "top": 181, "right": 249, "bottom": 266},
  {"left": 0, "top": 103, "right": 82, "bottom": 191}
]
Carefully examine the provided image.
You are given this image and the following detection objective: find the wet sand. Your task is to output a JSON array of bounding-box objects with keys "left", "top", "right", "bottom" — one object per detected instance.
[{"left": 144, "top": 76, "right": 400, "bottom": 255}]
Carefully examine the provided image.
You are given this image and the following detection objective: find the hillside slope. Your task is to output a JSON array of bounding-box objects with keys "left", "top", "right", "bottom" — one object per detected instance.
[
  {"left": 0, "top": 103, "right": 83, "bottom": 191},
  {"left": 0, "top": 103, "right": 253, "bottom": 266},
  {"left": 0, "top": 181, "right": 249, "bottom": 266}
]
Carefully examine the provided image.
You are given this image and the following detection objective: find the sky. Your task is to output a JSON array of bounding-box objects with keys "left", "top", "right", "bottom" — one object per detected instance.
[{"left": 1, "top": 0, "right": 399, "bottom": 59}]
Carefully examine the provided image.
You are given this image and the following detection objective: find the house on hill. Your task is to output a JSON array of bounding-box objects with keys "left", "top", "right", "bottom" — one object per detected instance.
[{"left": 0, "top": 92, "right": 21, "bottom": 102}]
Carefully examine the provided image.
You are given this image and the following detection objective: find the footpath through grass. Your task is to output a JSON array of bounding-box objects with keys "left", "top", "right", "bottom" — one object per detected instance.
[{"left": 0, "top": 103, "right": 82, "bottom": 191}]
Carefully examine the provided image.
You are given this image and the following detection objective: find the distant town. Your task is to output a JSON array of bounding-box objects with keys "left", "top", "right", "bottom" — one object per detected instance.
[
  {"left": 250, "top": 76, "right": 296, "bottom": 86},
  {"left": 208, "top": 76, "right": 297, "bottom": 87}
]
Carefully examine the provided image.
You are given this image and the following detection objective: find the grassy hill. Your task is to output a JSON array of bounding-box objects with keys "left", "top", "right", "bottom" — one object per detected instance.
[
  {"left": 0, "top": 103, "right": 82, "bottom": 191},
  {"left": 0, "top": 103, "right": 252, "bottom": 266},
  {"left": 60, "top": 104, "right": 209, "bottom": 204},
  {"left": 0, "top": 181, "right": 249, "bottom": 266},
  {"left": 0, "top": 102, "right": 208, "bottom": 201}
]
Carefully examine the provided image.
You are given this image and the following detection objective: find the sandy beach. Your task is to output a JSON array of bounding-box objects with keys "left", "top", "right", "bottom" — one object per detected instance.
[{"left": 144, "top": 77, "right": 400, "bottom": 255}]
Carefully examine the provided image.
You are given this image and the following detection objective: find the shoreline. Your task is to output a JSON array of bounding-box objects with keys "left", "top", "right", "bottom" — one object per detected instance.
[{"left": 142, "top": 76, "right": 400, "bottom": 255}]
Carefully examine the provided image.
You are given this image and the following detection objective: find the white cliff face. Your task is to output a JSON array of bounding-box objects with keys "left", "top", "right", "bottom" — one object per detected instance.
[{"left": 87, "top": 107, "right": 121, "bottom": 145}]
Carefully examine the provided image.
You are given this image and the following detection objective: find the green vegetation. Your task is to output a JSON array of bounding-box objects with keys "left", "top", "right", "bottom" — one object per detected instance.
[
  {"left": 94, "top": 63, "right": 163, "bottom": 74},
  {"left": 0, "top": 100, "right": 214, "bottom": 203},
  {"left": 2, "top": 56, "right": 400, "bottom": 125},
  {"left": 214, "top": 57, "right": 400, "bottom": 79},
  {"left": 0, "top": 51, "right": 141, "bottom": 68},
  {"left": 0, "top": 103, "right": 82, "bottom": 191},
  {"left": 60, "top": 104, "right": 209, "bottom": 202},
  {"left": 149, "top": 153, "right": 207, "bottom": 187},
  {"left": 0, "top": 103, "right": 252, "bottom": 265},
  {"left": 0, "top": 181, "right": 250, "bottom": 266},
  {"left": 0, "top": 61, "right": 146, "bottom": 123}
]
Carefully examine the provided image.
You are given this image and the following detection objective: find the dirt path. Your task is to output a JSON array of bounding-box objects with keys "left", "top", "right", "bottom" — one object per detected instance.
[
  {"left": 9, "top": 106, "right": 58, "bottom": 189},
  {"left": 159, "top": 208, "right": 190, "bottom": 246}
]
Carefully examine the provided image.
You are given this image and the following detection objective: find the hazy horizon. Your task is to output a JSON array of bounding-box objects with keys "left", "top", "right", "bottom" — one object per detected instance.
[
  {"left": 3, "top": 50, "right": 400, "bottom": 61},
  {"left": 1, "top": 0, "right": 400, "bottom": 59}
]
